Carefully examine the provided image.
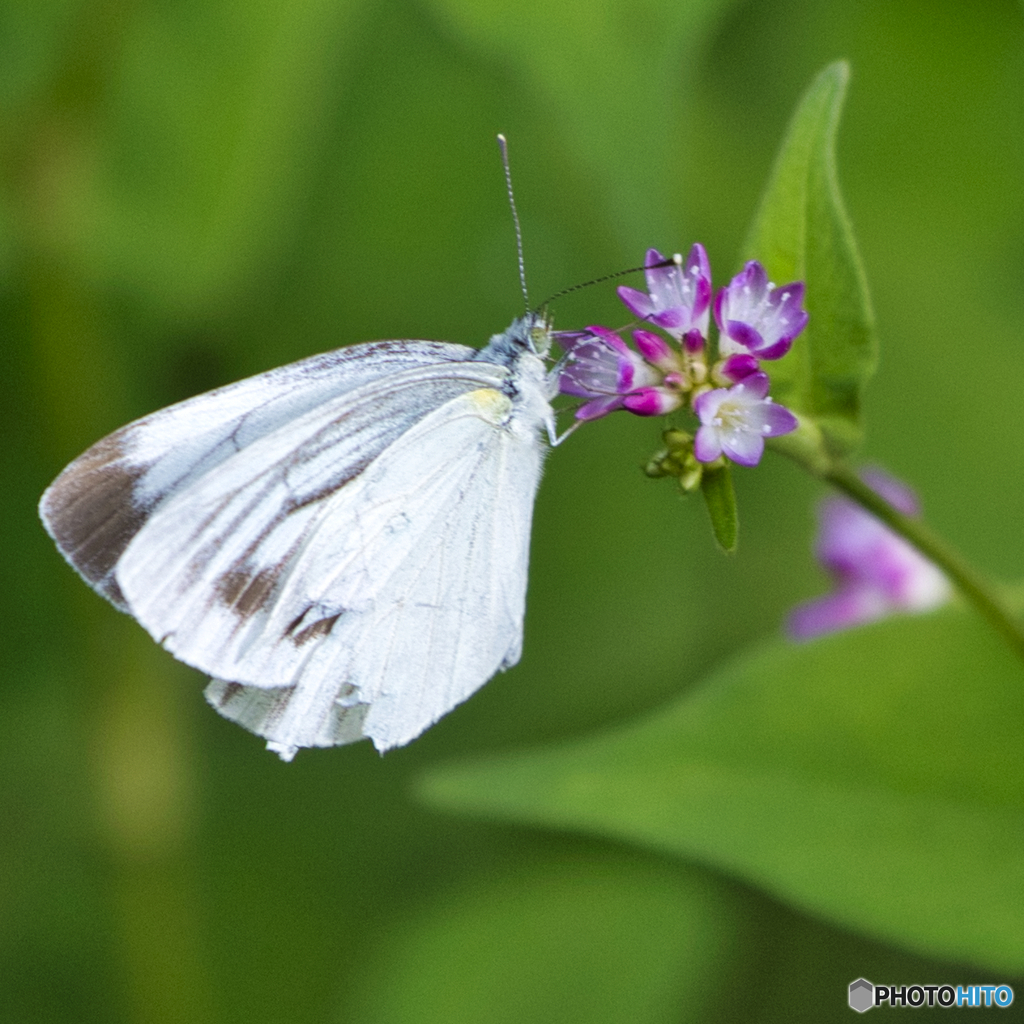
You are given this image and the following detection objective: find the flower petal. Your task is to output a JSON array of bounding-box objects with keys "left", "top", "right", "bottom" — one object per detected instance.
[
  {"left": 575, "top": 395, "right": 625, "bottom": 421},
  {"left": 788, "top": 587, "right": 888, "bottom": 640},
  {"left": 720, "top": 353, "right": 760, "bottom": 382},
  {"left": 755, "top": 401, "right": 799, "bottom": 437},
  {"left": 693, "top": 424, "right": 723, "bottom": 463},
  {"left": 622, "top": 388, "right": 682, "bottom": 416},
  {"left": 720, "top": 429, "right": 765, "bottom": 467},
  {"left": 617, "top": 285, "right": 656, "bottom": 320}
]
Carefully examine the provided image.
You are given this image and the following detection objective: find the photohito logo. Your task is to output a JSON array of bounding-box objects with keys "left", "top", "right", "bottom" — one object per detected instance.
[{"left": 848, "top": 979, "right": 1015, "bottom": 1012}]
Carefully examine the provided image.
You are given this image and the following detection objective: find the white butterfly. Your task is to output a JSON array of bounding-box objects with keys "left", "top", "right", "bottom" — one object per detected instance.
[{"left": 40, "top": 314, "right": 561, "bottom": 759}]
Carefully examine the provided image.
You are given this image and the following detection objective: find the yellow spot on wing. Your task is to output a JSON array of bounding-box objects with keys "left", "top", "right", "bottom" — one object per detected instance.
[{"left": 466, "top": 388, "right": 512, "bottom": 424}]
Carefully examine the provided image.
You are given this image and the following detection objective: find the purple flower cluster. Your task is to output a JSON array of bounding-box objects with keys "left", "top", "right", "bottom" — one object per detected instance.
[
  {"left": 556, "top": 246, "right": 806, "bottom": 468},
  {"left": 788, "top": 470, "right": 951, "bottom": 640}
]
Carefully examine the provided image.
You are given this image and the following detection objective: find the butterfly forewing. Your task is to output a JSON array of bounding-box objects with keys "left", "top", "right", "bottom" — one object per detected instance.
[{"left": 40, "top": 340, "right": 478, "bottom": 607}]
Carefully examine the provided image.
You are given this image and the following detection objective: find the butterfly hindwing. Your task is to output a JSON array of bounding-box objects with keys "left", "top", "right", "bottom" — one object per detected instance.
[{"left": 204, "top": 384, "right": 545, "bottom": 754}]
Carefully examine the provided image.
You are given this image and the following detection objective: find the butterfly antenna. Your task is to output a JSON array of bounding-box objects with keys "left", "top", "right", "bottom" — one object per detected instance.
[
  {"left": 537, "top": 254, "right": 680, "bottom": 309},
  {"left": 497, "top": 134, "right": 531, "bottom": 313}
]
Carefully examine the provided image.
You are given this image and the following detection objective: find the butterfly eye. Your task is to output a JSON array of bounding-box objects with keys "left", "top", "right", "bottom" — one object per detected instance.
[{"left": 529, "top": 322, "right": 552, "bottom": 358}]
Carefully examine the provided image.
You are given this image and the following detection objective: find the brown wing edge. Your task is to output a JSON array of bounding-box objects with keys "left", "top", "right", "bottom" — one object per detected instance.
[{"left": 38, "top": 432, "right": 150, "bottom": 611}]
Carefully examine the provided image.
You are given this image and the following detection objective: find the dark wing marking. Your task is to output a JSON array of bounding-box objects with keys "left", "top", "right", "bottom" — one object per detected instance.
[{"left": 39, "top": 435, "right": 148, "bottom": 609}]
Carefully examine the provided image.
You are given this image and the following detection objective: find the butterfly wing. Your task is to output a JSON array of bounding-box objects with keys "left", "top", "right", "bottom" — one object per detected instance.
[
  {"left": 40, "top": 340, "right": 477, "bottom": 610},
  {"left": 42, "top": 339, "right": 552, "bottom": 757}
]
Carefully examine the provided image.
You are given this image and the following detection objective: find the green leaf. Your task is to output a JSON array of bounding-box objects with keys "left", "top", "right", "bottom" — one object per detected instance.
[
  {"left": 743, "top": 61, "right": 877, "bottom": 460},
  {"left": 345, "top": 850, "right": 749, "bottom": 1024},
  {"left": 700, "top": 462, "right": 738, "bottom": 552},
  {"left": 418, "top": 609, "right": 1024, "bottom": 972}
]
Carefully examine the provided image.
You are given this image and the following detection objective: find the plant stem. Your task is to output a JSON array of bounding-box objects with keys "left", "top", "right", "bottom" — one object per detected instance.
[{"left": 823, "top": 462, "right": 1024, "bottom": 663}]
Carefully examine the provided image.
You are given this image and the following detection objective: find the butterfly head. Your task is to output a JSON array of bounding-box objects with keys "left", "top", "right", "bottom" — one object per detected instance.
[
  {"left": 506, "top": 311, "right": 554, "bottom": 357},
  {"left": 481, "top": 311, "right": 553, "bottom": 364}
]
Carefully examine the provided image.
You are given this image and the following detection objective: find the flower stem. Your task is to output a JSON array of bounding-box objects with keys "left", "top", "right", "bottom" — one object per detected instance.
[{"left": 823, "top": 462, "right": 1024, "bottom": 663}]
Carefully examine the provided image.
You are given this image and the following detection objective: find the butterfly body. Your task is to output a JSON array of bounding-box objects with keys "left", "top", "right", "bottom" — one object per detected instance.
[{"left": 41, "top": 314, "right": 558, "bottom": 758}]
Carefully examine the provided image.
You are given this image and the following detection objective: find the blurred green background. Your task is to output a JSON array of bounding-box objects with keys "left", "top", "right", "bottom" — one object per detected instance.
[{"left": 3, "top": 0, "right": 1023, "bottom": 1021}]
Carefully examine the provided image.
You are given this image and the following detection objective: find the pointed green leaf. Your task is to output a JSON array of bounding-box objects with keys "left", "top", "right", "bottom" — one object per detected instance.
[
  {"left": 418, "top": 609, "right": 1024, "bottom": 972},
  {"left": 743, "top": 61, "right": 877, "bottom": 460},
  {"left": 700, "top": 463, "right": 738, "bottom": 552}
]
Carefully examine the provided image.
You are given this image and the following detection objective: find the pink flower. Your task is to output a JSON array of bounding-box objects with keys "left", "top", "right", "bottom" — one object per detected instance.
[
  {"left": 692, "top": 372, "right": 798, "bottom": 467},
  {"left": 714, "top": 261, "right": 808, "bottom": 361},
  {"left": 617, "top": 245, "right": 711, "bottom": 345},
  {"left": 554, "top": 245, "right": 804, "bottom": 469},
  {"left": 789, "top": 470, "right": 951, "bottom": 640},
  {"left": 556, "top": 326, "right": 682, "bottom": 421}
]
